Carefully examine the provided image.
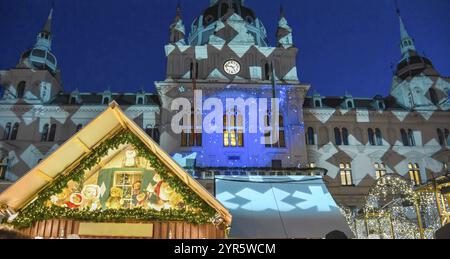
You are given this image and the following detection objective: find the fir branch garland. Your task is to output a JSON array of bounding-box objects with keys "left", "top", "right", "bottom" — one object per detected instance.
[{"left": 9, "top": 131, "right": 216, "bottom": 229}]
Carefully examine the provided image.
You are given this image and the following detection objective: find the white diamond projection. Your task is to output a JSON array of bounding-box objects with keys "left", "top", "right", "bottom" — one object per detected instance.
[
  {"left": 293, "top": 186, "right": 337, "bottom": 212},
  {"left": 217, "top": 185, "right": 337, "bottom": 212}
]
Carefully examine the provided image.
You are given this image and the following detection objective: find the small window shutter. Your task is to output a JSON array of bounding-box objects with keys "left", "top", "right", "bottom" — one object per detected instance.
[{"left": 97, "top": 169, "right": 115, "bottom": 208}]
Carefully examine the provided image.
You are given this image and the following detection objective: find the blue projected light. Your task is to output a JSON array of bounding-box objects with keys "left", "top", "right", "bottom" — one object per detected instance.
[{"left": 215, "top": 176, "right": 353, "bottom": 239}]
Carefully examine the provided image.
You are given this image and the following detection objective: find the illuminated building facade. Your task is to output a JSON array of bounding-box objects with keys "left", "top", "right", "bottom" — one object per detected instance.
[{"left": 0, "top": 0, "right": 449, "bottom": 211}]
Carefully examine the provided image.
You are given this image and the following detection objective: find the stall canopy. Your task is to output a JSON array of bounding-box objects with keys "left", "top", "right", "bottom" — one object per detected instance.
[{"left": 215, "top": 176, "right": 353, "bottom": 239}]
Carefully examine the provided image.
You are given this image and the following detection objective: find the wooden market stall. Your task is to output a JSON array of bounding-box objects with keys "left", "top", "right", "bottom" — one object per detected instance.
[{"left": 0, "top": 102, "right": 231, "bottom": 239}]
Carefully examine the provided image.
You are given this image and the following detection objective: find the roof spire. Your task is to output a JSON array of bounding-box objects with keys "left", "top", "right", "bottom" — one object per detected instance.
[
  {"left": 395, "top": 0, "right": 417, "bottom": 59},
  {"left": 42, "top": 8, "right": 53, "bottom": 33},
  {"left": 280, "top": 5, "right": 285, "bottom": 18},
  {"left": 169, "top": 2, "right": 186, "bottom": 44},
  {"left": 175, "top": 2, "right": 182, "bottom": 22}
]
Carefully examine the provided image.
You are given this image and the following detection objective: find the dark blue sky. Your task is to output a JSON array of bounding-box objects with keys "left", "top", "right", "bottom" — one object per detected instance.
[{"left": 0, "top": 0, "right": 449, "bottom": 97}]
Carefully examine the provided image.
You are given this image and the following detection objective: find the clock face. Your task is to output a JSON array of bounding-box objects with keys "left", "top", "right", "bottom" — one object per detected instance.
[{"left": 223, "top": 60, "right": 241, "bottom": 75}]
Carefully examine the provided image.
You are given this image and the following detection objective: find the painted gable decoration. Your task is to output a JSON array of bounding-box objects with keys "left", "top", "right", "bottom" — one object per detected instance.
[{"left": 0, "top": 102, "right": 231, "bottom": 229}]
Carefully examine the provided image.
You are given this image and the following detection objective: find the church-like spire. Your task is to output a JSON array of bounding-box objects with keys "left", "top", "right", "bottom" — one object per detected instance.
[
  {"left": 396, "top": 3, "right": 417, "bottom": 59},
  {"left": 35, "top": 8, "right": 53, "bottom": 51},
  {"left": 42, "top": 8, "right": 53, "bottom": 33},
  {"left": 276, "top": 5, "right": 293, "bottom": 48},
  {"left": 169, "top": 3, "right": 186, "bottom": 44}
]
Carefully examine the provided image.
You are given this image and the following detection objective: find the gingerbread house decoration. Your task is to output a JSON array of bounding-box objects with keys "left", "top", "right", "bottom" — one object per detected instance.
[{"left": 0, "top": 101, "right": 231, "bottom": 239}]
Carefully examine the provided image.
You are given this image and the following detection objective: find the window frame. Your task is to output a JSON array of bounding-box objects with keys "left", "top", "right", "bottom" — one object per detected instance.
[{"left": 339, "top": 163, "right": 353, "bottom": 186}]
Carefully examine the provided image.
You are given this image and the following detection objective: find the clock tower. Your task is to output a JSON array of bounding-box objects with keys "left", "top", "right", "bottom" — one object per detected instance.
[{"left": 156, "top": 1, "right": 309, "bottom": 172}]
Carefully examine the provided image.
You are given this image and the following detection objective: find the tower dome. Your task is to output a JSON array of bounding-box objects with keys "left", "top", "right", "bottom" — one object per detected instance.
[
  {"left": 189, "top": 0, "right": 268, "bottom": 46},
  {"left": 18, "top": 9, "right": 58, "bottom": 74}
]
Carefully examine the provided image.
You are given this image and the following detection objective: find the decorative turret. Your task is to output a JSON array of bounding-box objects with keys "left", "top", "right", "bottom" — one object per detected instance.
[
  {"left": 169, "top": 4, "right": 186, "bottom": 45},
  {"left": 390, "top": 3, "right": 449, "bottom": 112},
  {"left": 18, "top": 8, "right": 58, "bottom": 75},
  {"left": 276, "top": 6, "right": 294, "bottom": 48},
  {"left": 397, "top": 9, "right": 416, "bottom": 59}
]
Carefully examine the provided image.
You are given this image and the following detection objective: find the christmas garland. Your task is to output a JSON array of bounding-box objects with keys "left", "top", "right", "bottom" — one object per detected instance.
[{"left": 9, "top": 130, "right": 217, "bottom": 229}]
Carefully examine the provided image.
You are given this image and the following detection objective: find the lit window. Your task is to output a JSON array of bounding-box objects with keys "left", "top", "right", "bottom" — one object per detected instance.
[
  {"left": 408, "top": 163, "right": 421, "bottom": 186},
  {"left": 375, "top": 163, "right": 387, "bottom": 180},
  {"left": 340, "top": 163, "right": 353, "bottom": 186},
  {"left": 224, "top": 108, "right": 243, "bottom": 147},
  {"left": 113, "top": 172, "right": 143, "bottom": 209},
  {"left": 309, "top": 162, "right": 316, "bottom": 168}
]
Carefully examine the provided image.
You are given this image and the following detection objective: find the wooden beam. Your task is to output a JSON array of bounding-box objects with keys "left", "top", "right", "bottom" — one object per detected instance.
[
  {"left": 36, "top": 169, "right": 53, "bottom": 182},
  {"left": 75, "top": 137, "right": 90, "bottom": 153}
]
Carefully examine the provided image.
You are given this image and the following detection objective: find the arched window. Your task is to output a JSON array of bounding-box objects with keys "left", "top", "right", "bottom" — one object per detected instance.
[
  {"left": 429, "top": 88, "right": 439, "bottom": 105},
  {"left": 189, "top": 62, "right": 199, "bottom": 79},
  {"left": 10, "top": 123, "right": 19, "bottom": 140},
  {"left": 181, "top": 111, "right": 202, "bottom": 147},
  {"left": 314, "top": 100, "right": 321, "bottom": 108},
  {"left": 342, "top": 128, "right": 349, "bottom": 146},
  {"left": 265, "top": 113, "right": 285, "bottom": 148},
  {"left": 224, "top": 107, "right": 243, "bottom": 147},
  {"left": 339, "top": 163, "right": 353, "bottom": 186},
  {"left": 401, "top": 129, "right": 409, "bottom": 146},
  {"left": 137, "top": 97, "right": 144, "bottom": 105},
  {"left": 334, "top": 128, "right": 342, "bottom": 146},
  {"left": 146, "top": 125, "right": 160, "bottom": 144},
  {"left": 445, "top": 129, "right": 450, "bottom": 146},
  {"left": 408, "top": 129, "right": 416, "bottom": 147},
  {"left": 48, "top": 124, "right": 57, "bottom": 142},
  {"left": 347, "top": 101, "right": 353, "bottom": 109},
  {"left": 17, "top": 81, "right": 26, "bottom": 98},
  {"left": 264, "top": 62, "right": 270, "bottom": 80},
  {"left": 374, "top": 163, "right": 387, "bottom": 180},
  {"left": 377, "top": 101, "right": 384, "bottom": 110},
  {"left": 76, "top": 124, "right": 83, "bottom": 133},
  {"left": 41, "top": 124, "right": 49, "bottom": 142},
  {"left": 306, "top": 127, "right": 315, "bottom": 145},
  {"left": 70, "top": 96, "right": 77, "bottom": 104},
  {"left": 375, "top": 128, "right": 383, "bottom": 146},
  {"left": 3, "top": 123, "right": 11, "bottom": 140},
  {"left": 437, "top": 129, "right": 445, "bottom": 146},
  {"left": 103, "top": 97, "right": 110, "bottom": 105},
  {"left": 368, "top": 128, "right": 375, "bottom": 146},
  {"left": 0, "top": 156, "right": 8, "bottom": 180},
  {"left": 408, "top": 163, "right": 421, "bottom": 186},
  {"left": 278, "top": 115, "right": 286, "bottom": 148}
]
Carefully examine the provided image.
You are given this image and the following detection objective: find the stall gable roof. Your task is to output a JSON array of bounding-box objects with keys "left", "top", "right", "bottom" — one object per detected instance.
[{"left": 0, "top": 101, "right": 231, "bottom": 224}]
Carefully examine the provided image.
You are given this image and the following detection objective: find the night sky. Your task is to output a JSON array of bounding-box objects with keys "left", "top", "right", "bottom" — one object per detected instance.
[{"left": 0, "top": 0, "right": 449, "bottom": 97}]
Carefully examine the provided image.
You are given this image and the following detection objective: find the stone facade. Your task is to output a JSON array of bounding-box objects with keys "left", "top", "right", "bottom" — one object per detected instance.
[{"left": 1, "top": 1, "right": 449, "bottom": 209}]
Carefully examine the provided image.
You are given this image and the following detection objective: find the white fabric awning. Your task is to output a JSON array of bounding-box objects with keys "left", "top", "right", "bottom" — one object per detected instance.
[{"left": 215, "top": 176, "right": 353, "bottom": 239}]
